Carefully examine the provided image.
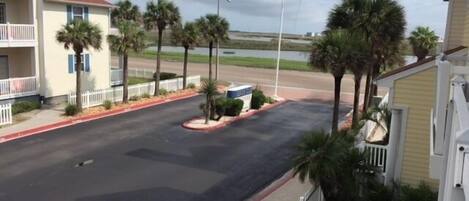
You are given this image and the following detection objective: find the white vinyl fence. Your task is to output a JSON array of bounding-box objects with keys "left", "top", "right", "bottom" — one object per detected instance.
[
  {"left": 0, "top": 103, "right": 12, "bottom": 126},
  {"left": 69, "top": 75, "right": 200, "bottom": 108}
]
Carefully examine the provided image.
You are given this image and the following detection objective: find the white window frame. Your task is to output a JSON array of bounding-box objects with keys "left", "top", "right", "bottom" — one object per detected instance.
[
  {"left": 72, "top": 54, "right": 85, "bottom": 73},
  {"left": 71, "top": 5, "right": 84, "bottom": 21}
]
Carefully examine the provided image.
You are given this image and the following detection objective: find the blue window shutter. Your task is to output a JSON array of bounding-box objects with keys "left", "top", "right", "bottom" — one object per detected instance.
[
  {"left": 84, "top": 7, "right": 89, "bottom": 21},
  {"left": 68, "top": 55, "right": 74, "bottom": 74},
  {"left": 85, "top": 54, "right": 90, "bottom": 72},
  {"left": 67, "top": 5, "right": 72, "bottom": 23}
]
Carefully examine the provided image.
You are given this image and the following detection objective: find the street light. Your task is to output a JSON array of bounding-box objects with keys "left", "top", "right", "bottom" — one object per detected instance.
[
  {"left": 216, "top": 0, "right": 231, "bottom": 81},
  {"left": 274, "top": 0, "right": 285, "bottom": 98}
]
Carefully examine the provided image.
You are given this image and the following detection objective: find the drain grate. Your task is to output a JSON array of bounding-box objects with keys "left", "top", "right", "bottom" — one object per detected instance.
[{"left": 75, "top": 159, "right": 94, "bottom": 167}]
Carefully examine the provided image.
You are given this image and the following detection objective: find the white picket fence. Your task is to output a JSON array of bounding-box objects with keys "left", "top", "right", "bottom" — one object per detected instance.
[
  {"left": 0, "top": 103, "right": 12, "bottom": 126},
  {"left": 69, "top": 75, "right": 201, "bottom": 108}
]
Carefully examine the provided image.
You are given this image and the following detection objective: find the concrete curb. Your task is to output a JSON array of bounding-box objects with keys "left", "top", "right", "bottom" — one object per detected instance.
[
  {"left": 182, "top": 100, "right": 288, "bottom": 132},
  {"left": 246, "top": 170, "right": 295, "bottom": 201},
  {"left": 0, "top": 92, "right": 199, "bottom": 144}
]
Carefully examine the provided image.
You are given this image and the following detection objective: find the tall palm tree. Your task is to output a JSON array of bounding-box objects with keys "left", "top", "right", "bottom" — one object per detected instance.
[
  {"left": 310, "top": 30, "right": 349, "bottom": 132},
  {"left": 408, "top": 26, "right": 439, "bottom": 61},
  {"left": 199, "top": 79, "right": 219, "bottom": 124},
  {"left": 293, "top": 130, "right": 376, "bottom": 201},
  {"left": 111, "top": 0, "right": 140, "bottom": 25},
  {"left": 107, "top": 21, "right": 145, "bottom": 103},
  {"left": 144, "top": 0, "right": 181, "bottom": 96},
  {"left": 196, "top": 14, "right": 229, "bottom": 81},
  {"left": 171, "top": 22, "right": 200, "bottom": 89},
  {"left": 328, "top": 0, "right": 406, "bottom": 112},
  {"left": 56, "top": 20, "right": 102, "bottom": 112}
]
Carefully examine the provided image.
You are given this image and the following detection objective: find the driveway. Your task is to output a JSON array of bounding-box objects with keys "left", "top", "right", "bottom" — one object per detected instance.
[
  {"left": 112, "top": 57, "right": 387, "bottom": 105},
  {"left": 0, "top": 96, "right": 348, "bottom": 201}
]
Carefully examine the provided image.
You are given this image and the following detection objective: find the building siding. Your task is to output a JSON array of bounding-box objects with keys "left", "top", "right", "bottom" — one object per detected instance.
[
  {"left": 39, "top": 1, "right": 110, "bottom": 98},
  {"left": 393, "top": 67, "right": 439, "bottom": 188},
  {"left": 447, "top": 0, "right": 469, "bottom": 49}
]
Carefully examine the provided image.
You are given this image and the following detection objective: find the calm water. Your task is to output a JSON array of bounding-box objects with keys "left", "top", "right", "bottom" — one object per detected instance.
[{"left": 149, "top": 46, "right": 417, "bottom": 64}]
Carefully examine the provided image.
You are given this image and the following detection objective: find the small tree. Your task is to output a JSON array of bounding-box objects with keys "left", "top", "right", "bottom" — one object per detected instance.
[
  {"left": 171, "top": 22, "right": 200, "bottom": 89},
  {"left": 107, "top": 21, "right": 145, "bottom": 103},
  {"left": 196, "top": 14, "right": 229, "bottom": 81},
  {"left": 144, "top": 0, "right": 181, "bottom": 96},
  {"left": 199, "top": 79, "right": 219, "bottom": 124},
  {"left": 56, "top": 20, "right": 102, "bottom": 112},
  {"left": 409, "top": 26, "right": 439, "bottom": 61}
]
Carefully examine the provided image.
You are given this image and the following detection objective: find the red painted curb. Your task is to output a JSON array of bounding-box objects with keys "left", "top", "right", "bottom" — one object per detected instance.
[
  {"left": 247, "top": 170, "right": 295, "bottom": 201},
  {"left": 0, "top": 92, "right": 199, "bottom": 143},
  {"left": 182, "top": 100, "right": 288, "bottom": 132}
]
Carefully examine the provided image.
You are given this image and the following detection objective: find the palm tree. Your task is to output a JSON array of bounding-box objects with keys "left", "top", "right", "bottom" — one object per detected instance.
[
  {"left": 111, "top": 0, "right": 140, "bottom": 25},
  {"left": 196, "top": 14, "right": 229, "bottom": 81},
  {"left": 199, "top": 79, "right": 219, "bottom": 124},
  {"left": 107, "top": 21, "right": 145, "bottom": 103},
  {"left": 310, "top": 30, "right": 349, "bottom": 132},
  {"left": 143, "top": 0, "right": 181, "bottom": 96},
  {"left": 327, "top": 0, "right": 406, "bottom": 112},
  {"left": 56, "top": 20, "right": 102, "bottom": 112},
  {"left": 293, "top": 130, "right": 376, "bottom": 201},
  {"left": 408, "top": 26, "right": 439, "bottom": 61},
  {"left": 171, "top": 22, "right": 200, "bottom": 89}
]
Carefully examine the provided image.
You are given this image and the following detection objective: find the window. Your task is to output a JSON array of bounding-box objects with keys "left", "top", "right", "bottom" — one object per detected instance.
[
  {"left": 68, "top": 54, "right": 90, "bottom": 74},
  {"left": 0, "top": 3, "right": 6, "bottom": 24},
  {"left": 72, "top": 6, "right": 84, "bottom": 21}
]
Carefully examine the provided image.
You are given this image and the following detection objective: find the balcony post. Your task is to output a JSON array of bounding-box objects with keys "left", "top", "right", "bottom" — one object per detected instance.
[
  {"left": 6, "top": 22, "right": 11, "bottom": 43},
  {"left": 435, "top": 59, "right": 452, "bottom": 155}
]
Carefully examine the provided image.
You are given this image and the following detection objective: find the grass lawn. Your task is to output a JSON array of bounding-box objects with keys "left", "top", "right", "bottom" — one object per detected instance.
[
  {"left": 128, "top": 50, "right": 313, "bottom": 72},
  {"left": 128, "top": 77, "right": 153, "bottom": 85}
]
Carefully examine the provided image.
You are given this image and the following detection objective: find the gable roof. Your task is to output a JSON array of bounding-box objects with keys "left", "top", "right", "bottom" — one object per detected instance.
[
  {"left": 376, "top": 46, "right": 467, "bottom": 80},
  {"left": 46, "top": 0, "right": 114, "bottom": 8}
]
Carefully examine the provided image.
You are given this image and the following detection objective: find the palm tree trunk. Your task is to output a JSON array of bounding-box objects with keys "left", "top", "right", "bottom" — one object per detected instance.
[
  {"left": 123, "top": 54, "right": 129, "bottom": 103},
  {"left": 208, "top": 41, "right": 213, "bottom": 81},
  {"left": 332, "top": 76, "right": 342, "bottom": 133},
  {"left": 75, "top": 52, "right": 83, "bottom": 112},
  {"left": 183, "top": 47, "right": 188, "bottom": 89},
  {"left": 366, "top": 63, "right": 379, "bottom": 108},
  {"left": 154, "top": 29, "right": 163, "bottom": 96},
  {"left": 362, "top": 67, "right": 371, "bottom": 113},
  {"left": 352, "top": 74, "right": 362, "bottom": 128}
]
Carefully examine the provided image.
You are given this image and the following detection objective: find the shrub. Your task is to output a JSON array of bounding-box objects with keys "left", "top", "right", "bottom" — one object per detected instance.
[
  {"left": 65, "top": 104, "right": 78, "bottom": 116},
  {"left": 103, "top": 100, "right": 112, "bottom": 110},
  {"left": 187, "top": 83, "right": 196, "bottom": 89},
  {"left": 129, "top": 96, "right": 140, "bottom": 101},
  {"left": 266, "top": 96, "right": 275, "bottom": 104},
  {"left": 214, "top": 97, "right": 227, "bottom": 120},
  {"left": 141, "top": 93, "right": 151, "bottom": 99},
  {"left": 251, "top": 89, "right": 266, "bottom": 109},
  {"left": 159, "top": 88, "right": 168, "bottom": 96},
  {"left": 400, "top": 183, "right": 437, "bottom": 201},
  {"left": 11, "top": 101, "right": 41, "bottom": 115},
  {"left": 225, "top": 99, "right": 244, "bottom": 116},
  {"left": 154, "top": 72, "right": 177, "bottom": 81}
]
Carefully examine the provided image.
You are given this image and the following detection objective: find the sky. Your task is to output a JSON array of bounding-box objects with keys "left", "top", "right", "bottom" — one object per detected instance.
[{"left": 123, "top": 0, "right": 450, "bottom": 38}]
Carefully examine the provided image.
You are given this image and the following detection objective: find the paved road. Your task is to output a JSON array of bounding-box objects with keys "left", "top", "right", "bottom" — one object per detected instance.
[
  {"left": 0, "top": 96, "right": 349, "bottom": 201},
  {"left": 112, "top": 57, "right": 387, "bottom": 104}
]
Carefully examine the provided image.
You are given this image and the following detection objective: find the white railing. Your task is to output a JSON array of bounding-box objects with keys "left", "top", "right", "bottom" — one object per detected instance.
[
  {"left": 69, "top": 75, "right": 201, "bottom": 108},
  {"left": 0, "top": 77, "right": 37, "bottom": 99},
  {"left": 365, "top": 143, "right": 388, "bottom": 174},
  {"left": 0, "top": 103, "right": 12, "bottom": 126},
  {"left": 0, "top": 23, "right": 35, "bottom": 41}
]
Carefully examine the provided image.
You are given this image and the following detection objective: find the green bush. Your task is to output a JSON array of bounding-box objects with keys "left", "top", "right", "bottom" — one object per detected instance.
[
  {"left": 251, "top": 89, "right": 266, "bottom": 109},
  {"left": 11, "top": 101, "right": 41, "bottom": 115},
  {"left": 266, "top": 96, "right": 275, "bottom": 104},
  {"left": 103, "top": 100, "right": 112, "bottom": 110},
  {"left": 400, "top": 183, "right": 437, "bottom": 201},
  {"left": 129, "top": 96, "right": 140, "bottom": 101},
  {"left": 225, "top": 99, "right": 244, "bottom": 116},
  {"left": 154, "top": 72, "right": 177, "bottom": 81},
  {"left": 187, "top": 83, "right": 196, "bottom": 89},
  {"left": 214, "top": 97, "right": 227, "bottom": 120},
  {"left": 159, "top": 88, "right": 168, "bottom": 96},
  {"left": 141, "top": 93, "right": 151, "bottom": 99},
  {"left": 65, "top": 104, "right": 78, "bottom": 116}
]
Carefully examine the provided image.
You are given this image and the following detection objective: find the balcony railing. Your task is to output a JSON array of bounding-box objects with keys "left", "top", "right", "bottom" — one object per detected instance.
[
  {"left": 0, "top": 77, "right": 37, "bottom": 99},
  {"left": 365, "top": 143, "right": 388, "bottom": 175},
  {"left": 0, "top": 24, "right": 35, "bottom": 46}
]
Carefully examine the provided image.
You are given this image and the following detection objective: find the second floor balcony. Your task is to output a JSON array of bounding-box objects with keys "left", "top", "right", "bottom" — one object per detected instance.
[
  {"left": 0, "top": 0, "right": 36, "bottom": 47},
  {"left": 0, "top": 23, "right": 36, "bottom": 47}
]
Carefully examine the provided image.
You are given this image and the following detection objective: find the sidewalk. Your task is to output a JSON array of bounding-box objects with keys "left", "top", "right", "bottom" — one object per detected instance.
[
  {"left": 0, "top": 105, "right": 65, "bottom": 137},
  {"left": 261, "top": 175, "right": 313, "bottom": 201}
]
